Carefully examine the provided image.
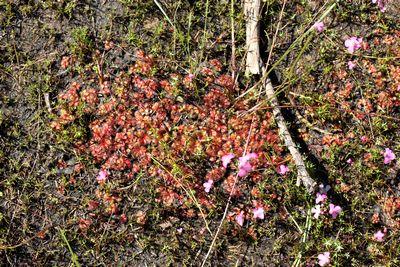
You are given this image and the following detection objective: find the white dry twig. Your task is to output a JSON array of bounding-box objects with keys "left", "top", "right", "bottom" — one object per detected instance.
[
  {"left": 262, "top": 73, "right": 316, "bottom": 192},
  {"left": 244, "top": 0, "right": 261, "bottom": 75},
  {"left": 44, "top": 93, "right": 52, "bottom": 113},
  {"left": 247, "top": 0, "right": 316, "bottom": 192}
]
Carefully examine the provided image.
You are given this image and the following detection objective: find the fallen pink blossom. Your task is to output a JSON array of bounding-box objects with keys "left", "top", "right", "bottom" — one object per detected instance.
[
  {"left": 313, "top": 22, "right": 325, "bottom": 33},
  {"left": 97, "top": 170, "right": 108, "bottom": 183},
  {"left": 348, "top": 61, "right": 356, "bottom": 70},
  {"left": 277, "top": 164, "right": 289, "bottom": 175},
  {"left": 372, "top": 0, "right": 387, "bottom": 12},
  {"left": 253, "top": 207, "right": 264, "bottom": 220},
  {"left": 374, "top": 230, "right": 385, "bottom": 242},
  {"left": 222, "top": 153, "right": 235, "bottom": 168},
  {"left": 317, "top": 252, "right": 330, "bottom": 266},
  {"left": 203, "top": 179, "right": 213, "bottom": 193},
  {"left": 235, "top": 211, "right": 245, "bottom": 226},
  {"left": 311, "top": 205, "right": 323, "bottom": 219},
  {"left": 328, "top": 204, "right": 342, "bottom": 219},
  {"left": 345, "top": 37, "right": 363, "bottom": 54},
  {"left": 238, "top": 152, "right": 257, "bottom": 177},
  {"left": 383, "top": 148, "right": 396, "bottom": 164},
  {"left": 316, "top": 193, "right": 327, "bottom": 204}
]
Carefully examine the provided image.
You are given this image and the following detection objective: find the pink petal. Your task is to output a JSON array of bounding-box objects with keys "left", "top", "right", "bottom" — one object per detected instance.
[
  {"left": 329, "top": 204, "right": 342, "bottom": 219},
  {"left": 345, "top": 38, "right": 355, "bottom": 48},
  {"left": 316, "top": 193, "right": 327, "bottom": 204},
  {"left": 247, "top": 152, "right": 258, "bottom": 159},
  {"left": 222, "top": 153, "right": 235, "bottom": 168},
  {"left": 238, "top": 152, "right": 257, "bottom": 177},
  {"left": 374, "top": 230, "right": 385, "bottom": 242},
  {"left": 203, "top": 179, "right": 213, "bottom": 193},
  {"left": 313, "top": 22, "right": 325, "bottom": 33},
  {"left": 372, "top": 0, "right": 386, "bottom": 12},
  {"left": 383, "top": 148, "right": 396, "bottom": 164},
  {"left": 278, "top": 164, "right": 289, "bottom": 175},
  {"left": 238, "top": 153, "right": 257, "bottom": 167},
  {"left": 235, "top": 211, "right": 244, "bottom": 226},
  {"left": 238, "top": 162, "right": 253, "bottom": 177},
  {"left": 345, "top": 37, "right": 362, "bottom": 54},
  {"left": 253, "top": 207, "right": 264, "bottom": 220},
  {"left": 238, "top": 168, "right": 249, "bottom": 177},
  {"left": 242, "top": 162, "right": 253, "bottom": 172},
  {"left": 317, "top": 252, "right": 330, "bottom": 266},
  {"left": 348, "top": 61, "right": 356, "bottom": 70},
  {"left": 97, "top": 170, "right": 108, "bottom": 183},
  {"left": 311, "top": 205, "right": 322, "bottom": 219}
]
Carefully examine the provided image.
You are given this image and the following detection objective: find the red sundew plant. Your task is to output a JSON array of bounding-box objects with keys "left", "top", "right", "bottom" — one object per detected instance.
[{"left": 52, "top": 48, "right": 287, "bottom": 228}]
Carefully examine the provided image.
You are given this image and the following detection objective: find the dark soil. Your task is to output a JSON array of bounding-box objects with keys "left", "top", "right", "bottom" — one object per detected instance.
[{"left": 1, "top": 0, "right": 400, "bottom": 266}]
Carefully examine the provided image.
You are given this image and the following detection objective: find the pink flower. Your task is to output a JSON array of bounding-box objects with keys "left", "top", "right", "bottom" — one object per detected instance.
[
  {"left": 238, "top": 152, "right": 257, "bottom": 177},
  {"left": 383, "top": 148, "right": 396, "bottom": 164},
  {"left": 235, "top": 211, "right": 245, "bottom": 226},
  {"left": 372, "top": 0, "right": 387, "bottom": 12},
  {"left": 253, "top": 207, "right": 264, "bottom": 220},
  {"left": 222, "top": 153, "right": 235, "bottom": 168},
  {"left": 316, "top": 193, "right": 327, "bottom": 204},
  {"left": 203, "top": 179, "right": 213, "bottom": 193},
  {"left": 346, "top": 158, "right": 353, "bottom": 164},
  {"left": 238, "top": 167, "right": 250, "bottom": 177},
  {"left": 97, "top": 170, "right": 108, "bottom": 183},
  {"left": 345, "top": 37, "right": 363, "bottom": 53},
  {"left": 374, "top": 230, "right": 385, "bottom": 242},
  {"left": 277, "top": 164, "right": 289, "bottom": 175},
  {"left": 177, "top": 227, "right": 183, "bottom": 234},
  {"left": 311, "top": 205, "right": 323, "bottom": 219},
  {"left": 347, "top": 61, "right": 356, "bottom": 70},
  {"left": 360, "top": 135, "right": 368, "bottom": 143},
  {"left": 313, "top": 22, "right": 325, "bottom": 33},
  {"left": 328, "top": 204, "right": 342, "bottom": 219},
  {"left": 238, "top": 153, "right": 257, "bottom": 167},
  {"left": 317, "top": 252, "right": 330, "bottom": 266}
]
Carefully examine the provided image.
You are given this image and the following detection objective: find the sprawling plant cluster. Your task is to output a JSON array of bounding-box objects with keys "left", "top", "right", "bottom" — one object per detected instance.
[{"left": 52, "top": 49, "right": 287, "bottom": 227}]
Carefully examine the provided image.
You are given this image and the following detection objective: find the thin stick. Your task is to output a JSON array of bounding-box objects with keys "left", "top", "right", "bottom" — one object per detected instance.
[
  {"left": 44, "top": 93, "right": 52, "bottom": 113},
  {"left": 238, "top": 2, "right": 337, "bottom": 100},
  {"left": 153, "top": 0, "right": 175, "bottom": 30},
  {"left": 231, "top": 0, "right": 236, "bottom": 78},
  {"left": 244, "top": 0, "right": 261, "bottom": 75},
  {"left": 251, "top": 0, "right": 316, "bottom": 192},
  {"left": 59, "top": 228, "right": 81, "bottom": 267},
  {"left": 262, "top": 72, "right": 316, "bottom": 192}
]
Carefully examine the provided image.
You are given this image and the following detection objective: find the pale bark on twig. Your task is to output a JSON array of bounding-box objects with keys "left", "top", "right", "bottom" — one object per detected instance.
[
  {"left": 44, "top": 93, "right": 52, "bottom": 113},
  {"left": 245, "top": 1, "right": 316, "bottom": 193},
  {"left": 262, "top": 73, "right": 316, "bottom": 192},
  {"left": 244, "top": 0, "right": 261, "bottom": 75}
]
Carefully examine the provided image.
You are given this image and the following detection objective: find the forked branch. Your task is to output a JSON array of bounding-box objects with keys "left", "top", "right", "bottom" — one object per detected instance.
[{"left": 247, "top": 0, "right": 316, "bottom": 193}]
